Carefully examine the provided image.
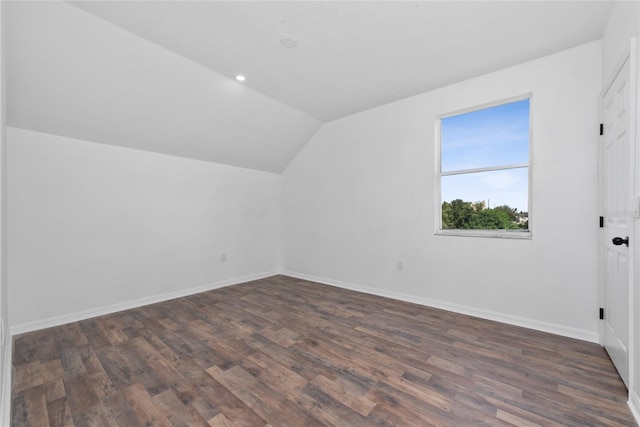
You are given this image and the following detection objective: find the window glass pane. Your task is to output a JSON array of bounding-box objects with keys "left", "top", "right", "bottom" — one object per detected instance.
[
  {"left": 441, "top": 99, "right": 529, "bottom": 172},
  {"left": 441, "top": 168, "right": 529, "bottom": 230}
]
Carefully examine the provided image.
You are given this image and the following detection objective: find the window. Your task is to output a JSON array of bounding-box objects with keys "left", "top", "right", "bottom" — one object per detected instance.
[{"left": 437, "top": 96, "right": 531, "bottom": 238}]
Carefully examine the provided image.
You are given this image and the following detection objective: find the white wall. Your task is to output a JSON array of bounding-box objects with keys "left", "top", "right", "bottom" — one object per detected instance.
[
  {"left": 283, "top": 41, "right": 602, "bottom": 341},
  {"left": 636, "top": 2, "right": 640, "bottom": 415},
  {"left": 0, "top": 1, "right": 8, "bottom": 423},
  {"left": 7, "top": 127, "right": 281, "bottom": 329}
]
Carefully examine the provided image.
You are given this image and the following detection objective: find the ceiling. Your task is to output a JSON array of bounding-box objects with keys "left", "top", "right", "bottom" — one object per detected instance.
[
  {"left": 70, "top": 1, "right": 614, "bottom": 122},
  {"left": 7, "top": 1, "right": 614, "bottom": 172}
]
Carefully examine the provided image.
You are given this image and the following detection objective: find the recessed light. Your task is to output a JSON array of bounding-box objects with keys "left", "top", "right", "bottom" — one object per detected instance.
[
  {"left": 280, "top": 36, "right": 298, "bottom": 49},
  {"left": 235, "top": 75, "right": 246, "bottom": 82}
]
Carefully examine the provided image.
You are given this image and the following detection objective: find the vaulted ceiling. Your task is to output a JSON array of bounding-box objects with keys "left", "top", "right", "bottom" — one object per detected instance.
[{"left": 6, "top": 1, "right": 614, "bottom": 173}]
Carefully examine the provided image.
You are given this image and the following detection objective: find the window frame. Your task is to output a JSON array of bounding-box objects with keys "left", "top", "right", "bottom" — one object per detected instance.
[{"left": 435, "top": 94, "right": 533, "bottom": 239}]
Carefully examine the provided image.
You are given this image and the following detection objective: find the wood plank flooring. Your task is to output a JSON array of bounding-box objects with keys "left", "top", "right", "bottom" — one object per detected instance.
[{"left": 11, "top": 275, "right": 637, "bottom": 426}]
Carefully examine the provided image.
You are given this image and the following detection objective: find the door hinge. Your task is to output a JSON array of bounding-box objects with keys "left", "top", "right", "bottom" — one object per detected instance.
[
  {"left": 600, "top": 123, "right": 604, "bottom": 135},
  {"left": 599, "top": 216, "right": 604, "bottom": 228},
  {"left": 599, "top": 307, "right": 604, "bottom": 320}
]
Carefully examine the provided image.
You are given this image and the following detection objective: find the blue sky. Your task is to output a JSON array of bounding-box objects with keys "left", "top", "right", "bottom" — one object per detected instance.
[{"left": 441, "top": 98, "right": 530, "bottom": 212}]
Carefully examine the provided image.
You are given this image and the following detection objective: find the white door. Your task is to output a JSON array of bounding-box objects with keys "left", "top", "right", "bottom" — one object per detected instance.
[{"left": 602, "top": 56, "right": 631, "bottom": 389}]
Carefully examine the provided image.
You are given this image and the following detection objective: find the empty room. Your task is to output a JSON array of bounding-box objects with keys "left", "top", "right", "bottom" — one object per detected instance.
[{"left": 1, "top": 0, "right": 640, "bottom": 426}]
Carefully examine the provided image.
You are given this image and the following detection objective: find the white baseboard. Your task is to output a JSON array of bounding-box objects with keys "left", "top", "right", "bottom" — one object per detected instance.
[
  {"left": 0, "top": 336, "right": 11, "bottom": 427},
  {"left": 9, "top": 271, "right": 280, "bottom": 336},
  {"left": 630, "top": 390, "right": 640, "bottom": 426},
  {"left": 283, "top": 271, "right": 599, "bottom": 343}
]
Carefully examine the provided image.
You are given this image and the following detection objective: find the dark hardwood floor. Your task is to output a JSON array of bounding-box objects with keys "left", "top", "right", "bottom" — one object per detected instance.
[{"left": 11, "top": 275, "right": 637, "bottom": 426}]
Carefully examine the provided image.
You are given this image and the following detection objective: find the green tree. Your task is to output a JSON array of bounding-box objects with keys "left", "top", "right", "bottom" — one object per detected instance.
[
  {"left": 470, "top": 209, "right": 517, "bottom": 229},
  {"left": 493, "top": 204, "right": 518, "bottom": 222},
  {"left": 442, "top": 201, "right": 453, "bottom": 228},
  {"left": 442, "top": 199, "right": 527, "bottom": 230},
  {"left": 449, "top": 199, "right": 475, "bottom": 229}
]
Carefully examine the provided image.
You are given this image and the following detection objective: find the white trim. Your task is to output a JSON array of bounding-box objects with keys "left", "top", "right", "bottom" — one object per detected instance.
[
  {"left": 629, "top": 390, "right": 640, "bottom": 426},
  {"left": 436, "top": 93, "right": 533, "bottom": 120},
  {"left": 434, "top": 115, "right": 443, "bottom": 231},
  {"left": 629, "top": 35, "right": 638, "bottom": 408},
  {"left": 9, "top": 271, "right": 280, "bottom": 336},
  {"left": 0, "top": 336, "right": 11, "bottom": 427},
  {"left": 283, "top": 271, "right": 599, "bottom": 343},
  {"left": 598, "top": 71, "right": 606, "bottom": 347},
  {"left": 441, "top": 163, "right": 529, "bottom": 177},
  {"left": 437, "top": 228, "right": 532, "bottom": 240}
]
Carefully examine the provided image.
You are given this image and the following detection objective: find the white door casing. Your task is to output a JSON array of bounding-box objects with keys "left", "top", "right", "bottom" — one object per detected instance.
[{"left": 601, "top": 49, "right": 635, "bottom": 390}]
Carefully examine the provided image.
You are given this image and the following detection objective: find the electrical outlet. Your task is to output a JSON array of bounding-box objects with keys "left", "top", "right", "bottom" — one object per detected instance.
[
  {"left": 397, "top": 260, "right": 404, "bottom": 271},
  {"left": 220, "top": 253, "right": 227, "bottom": 262}
]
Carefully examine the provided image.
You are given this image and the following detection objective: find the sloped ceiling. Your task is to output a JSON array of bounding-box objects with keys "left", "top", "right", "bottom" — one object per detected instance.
[
  {"left": 7, "top": 1, "right": 613, "bottom": 173},
  {"left": 6, "top": 1, "right": 322, "bottom": 173}
]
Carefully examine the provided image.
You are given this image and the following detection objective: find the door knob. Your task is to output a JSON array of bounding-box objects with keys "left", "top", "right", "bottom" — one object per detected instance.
[{"left": 612, "top": 236, "right": 629, "bottom": 246}]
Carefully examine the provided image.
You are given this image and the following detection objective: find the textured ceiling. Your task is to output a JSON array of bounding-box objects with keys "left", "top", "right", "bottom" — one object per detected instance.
[{"left": 7, "top": 1, "right": 614, "bottom": 172}]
